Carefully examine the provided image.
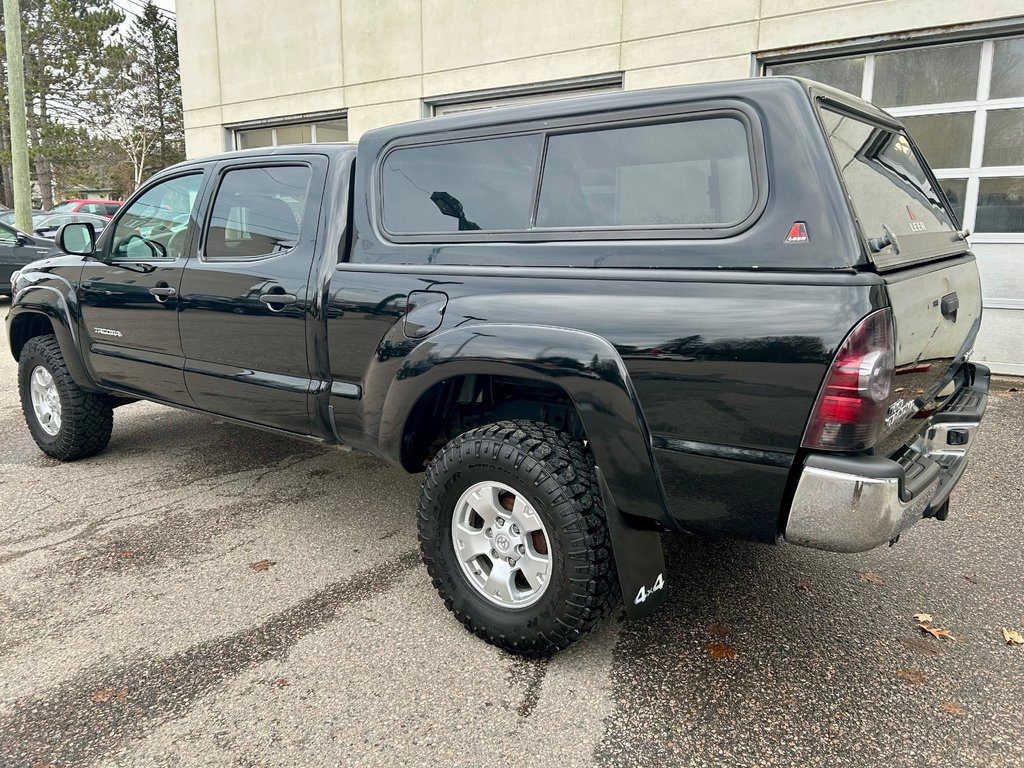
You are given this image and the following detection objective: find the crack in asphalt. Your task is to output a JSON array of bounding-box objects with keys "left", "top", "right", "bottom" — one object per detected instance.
[{"left": 0, "top": 550, "right": 421, "bottom": 768}]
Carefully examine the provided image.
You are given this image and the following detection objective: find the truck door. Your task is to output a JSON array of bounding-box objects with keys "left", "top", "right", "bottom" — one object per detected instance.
[
  {"left": 77, "top": 171, "right": 206, "bottom": 404},
  {"left": 177, "top": 157, "right": 327, "bottom": 434}
]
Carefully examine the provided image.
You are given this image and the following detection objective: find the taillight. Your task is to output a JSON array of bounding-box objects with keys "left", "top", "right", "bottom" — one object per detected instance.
[{"left": 803, "top": 308, "right": 894, "bottom": 451}]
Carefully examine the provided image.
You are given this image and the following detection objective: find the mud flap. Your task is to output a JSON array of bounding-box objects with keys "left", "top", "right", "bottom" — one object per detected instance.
[{"left": 596, "top": 467, "right": 668, "bottom": 619}]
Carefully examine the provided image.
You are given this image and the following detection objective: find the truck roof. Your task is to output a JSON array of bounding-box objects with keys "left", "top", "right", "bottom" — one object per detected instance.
[{"left": 362, "top": 76, "right": 900, "bottom": 145}]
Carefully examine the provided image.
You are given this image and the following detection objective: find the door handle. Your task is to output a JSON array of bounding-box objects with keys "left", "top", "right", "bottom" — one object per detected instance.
[
  {"left": 149, "top": 284, "right": 176, "bottom": 303},
  {"left": 259, "top": 291, "right": 297, "bottom": 309}
]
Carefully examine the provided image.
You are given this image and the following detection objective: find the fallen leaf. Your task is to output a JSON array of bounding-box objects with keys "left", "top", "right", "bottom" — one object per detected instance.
[
  {"left": 795, "top": 580, "right": 811, "bottom": 592},
  {"left": 250, "top": 559, "right": 276, "bottom": 572},
  {"left": 113, "top": 689, "right": 128, "bottom": 702},
  {"left": 901, "top": 636, "right": 943, "bottom": 656},
  {"left": 704, "top": 642, "right": 738, "bottom": 661},
  {"left": 273, "top": 678, "right": 289, "bottom": 688},
  {"left": 1002, "top": 628, "right": 1024, "bottom": 645},
  {"left": 707, "top": 624, "right": 730, "bottom": 637},
  {"left": 963, "top": 573, "right": 980, "bottom": 584},
  {"left": 90, "top": 689, "right": 113, "bottom": 703},
  {"left": 913, "top": 613, "right": 933, "bottom": 623},
  {"left": 1008, "top": 387, "right": 1019, "bottom": 393},
  {"left": 940, "top": 700, "right": 967, "bottom": 715},
  {"left": 118, "top": 551, "right": 135, "bottom": 559},
  {"left": 896, "top": 668, "right": 926, "bottom": 685},
  {"left": 859, "top": 571, "right": 885, "bottom": 585},
  {"left": 918, "top": 624, "right": 955, "bottom": 640}
]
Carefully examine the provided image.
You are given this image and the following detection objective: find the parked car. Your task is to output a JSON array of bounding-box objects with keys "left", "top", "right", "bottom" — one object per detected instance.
[
  {"left": 48, "top": 199, "right": 123, "bottom": 217},
  {"left": 30, "top": 212, "right": 110, "bottom": 239},
  {"left": 0, "top": 210, "right": 44, "bottom": 226},
  {"left": 6, "top": 78, "right": 989, "bottom": 657},
  {"left": 0, "top": 221, "right": 58, "bottom": 295}
]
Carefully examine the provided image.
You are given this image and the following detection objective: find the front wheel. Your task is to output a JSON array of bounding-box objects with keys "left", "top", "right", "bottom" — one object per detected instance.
[
  {"left": 18, "top": 335, "right": 113, "bottom": 461},
  {"left": 418, "top": 420, "right": 618, "bottom": 657}
]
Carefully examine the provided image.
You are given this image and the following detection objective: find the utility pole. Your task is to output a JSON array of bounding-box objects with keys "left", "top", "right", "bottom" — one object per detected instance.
[{"left": 3, "top": 0, "right": 33, "bottom": 232}]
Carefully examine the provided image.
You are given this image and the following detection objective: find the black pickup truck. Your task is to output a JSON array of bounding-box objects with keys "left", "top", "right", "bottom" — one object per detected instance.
[{"left": 6, "top": 78, "right": 989, "bottom": 656}]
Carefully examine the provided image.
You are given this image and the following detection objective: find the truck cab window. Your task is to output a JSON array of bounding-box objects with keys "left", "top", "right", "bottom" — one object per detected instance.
[
  {"left": 204, "top": 165, "right": 311, "bottom": 260},
  {"left": 111, "top": 174, "right": 203, "bottom": 261}
]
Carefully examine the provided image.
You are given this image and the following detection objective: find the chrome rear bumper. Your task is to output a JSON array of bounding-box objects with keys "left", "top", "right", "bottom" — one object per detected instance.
[{"left": 784, "top": 364, "right": 989, "bottom": 553}]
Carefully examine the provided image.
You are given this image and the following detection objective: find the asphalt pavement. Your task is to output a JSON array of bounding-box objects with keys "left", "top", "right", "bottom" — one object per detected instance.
[{"left": 1, "top": 296, "right": 1022, "bottom": 767}]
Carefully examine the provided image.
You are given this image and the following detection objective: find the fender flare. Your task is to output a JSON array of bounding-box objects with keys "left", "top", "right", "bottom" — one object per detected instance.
[
  {"left": 7, "top": 282, "right": 98, "bottom": 391},
  {"left": 378, "top": 323, "right": 670, "bottom": 526}
]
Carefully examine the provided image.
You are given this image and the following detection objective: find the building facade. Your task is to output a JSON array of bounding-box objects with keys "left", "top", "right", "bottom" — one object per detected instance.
[{"left": 176, "top": 0, "right": 1024, "bottom": 374}]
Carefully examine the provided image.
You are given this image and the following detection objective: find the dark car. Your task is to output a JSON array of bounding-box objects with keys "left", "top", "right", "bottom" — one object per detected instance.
[
  {"left": 6, "top": 78, "right": 988, "bottom": 657},
  {"left": 0, "top": 210, "right": 44, "bottom": 227},
  {"left": 0, "top": 221, "right": 58, "bottom": 295},
  {"left": 31, "top": 212, "right": 110, "bottom": 239}
]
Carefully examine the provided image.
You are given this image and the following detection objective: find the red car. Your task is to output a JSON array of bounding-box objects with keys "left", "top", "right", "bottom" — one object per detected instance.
[{"left": 49, "top": 199, "right": 123, "bottom": 218}]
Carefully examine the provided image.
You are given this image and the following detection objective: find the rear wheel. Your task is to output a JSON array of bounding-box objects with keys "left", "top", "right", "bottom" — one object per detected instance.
[
  {"left": 18, "top": 335, "right": 113, "bottom": 460},
  {"left": 418, "top": 420, "right": 618, "bottom": 657}
]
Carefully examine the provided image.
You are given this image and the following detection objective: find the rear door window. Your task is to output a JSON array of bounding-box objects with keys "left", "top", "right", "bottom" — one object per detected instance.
[
  {"left": 381, "top": 135, "right": 541, "bottom": 234},
  {"left": 818, "top": 105, "right": 962, "bottom": 269},
  {"left": 204, "top": 165, "right": 312, "bottom": 260},
  {"left": 536, "top": 117, "right": 754, "bottom": 229}
]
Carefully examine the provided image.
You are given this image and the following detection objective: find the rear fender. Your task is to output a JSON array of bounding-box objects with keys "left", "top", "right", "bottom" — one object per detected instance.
[
  {"left": 378, "top": 323, "right": 669, "bottom": 615},
  {"left": 380, "top": 323, "right": 667, "bottom": 521}
]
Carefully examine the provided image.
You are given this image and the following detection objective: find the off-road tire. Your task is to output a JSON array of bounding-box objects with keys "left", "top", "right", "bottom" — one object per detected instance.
[
  {"left": 418, "top": 420, "right": 618, "bottom": 657},
  {"left": 18, "top": 335, "right": 113, "bottom": 460}
]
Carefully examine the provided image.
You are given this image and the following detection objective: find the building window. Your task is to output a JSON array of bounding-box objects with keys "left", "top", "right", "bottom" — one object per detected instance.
[
  {"left": 425, "top": 73, "right": 623, "bottom": 117},
  {"left": 767, "top": 36, "right": 1024, "bottom": 239},
  {"left": 234, "top": 117, "right": 348, "bottom": 150}
]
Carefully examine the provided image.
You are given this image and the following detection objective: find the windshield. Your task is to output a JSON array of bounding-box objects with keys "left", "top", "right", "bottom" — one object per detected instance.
[
  {"left": 818, "top": 104, "right": 964, "bottom": 270},
  {"left": 49, "top": 202, "right": 76, "bottom": 213}
]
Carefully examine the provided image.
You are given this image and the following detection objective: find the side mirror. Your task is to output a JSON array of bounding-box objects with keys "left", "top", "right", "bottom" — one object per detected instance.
[{"left": 56, "top": 222, "right": 96, "bottom": 256}]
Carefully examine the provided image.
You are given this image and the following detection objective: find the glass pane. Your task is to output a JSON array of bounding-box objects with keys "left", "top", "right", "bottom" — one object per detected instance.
[
  {"left": 976, "top": 177, "right": 1024, "bottom": 233},
  {"left": 771, "top": 57, "right": 864, "bottom": 97},
  {"left": 237, "top": 128, "right": 273, "bottom": 149},
  {"left": 112, "top": 174, "right": 203, "bottom": 260},
  {"left": 381, "top": 135, "right": 541, "bottom": 233},
  {"left": 314, "top": 120, "right": 348, "bottom": 142},
  {"left": 873, "top": 43, "right": 981, "bottom": 107},
  {"left": 991, "top": 37, "right": 1024, "bottom": 99},
  {"left": 275, "top": 124, "right": 312, "bottom": 145},
  {"left": 900, "top": 112, "right": 973, "bottom": 169},
  {"left": 206, "top": 166, "right": 311, "bottom": 259},
  {"left": 537, "top": 117, "right": 753, "bottom": 228},
  {"left": 819, "top": 108, "right": 956, "bottom": 242},
  {"left": 982, "top": 109, "right": 1024, "bottom": 167},
  {"left": 938, "top": 178, "right": 967, "bottom": 226}
]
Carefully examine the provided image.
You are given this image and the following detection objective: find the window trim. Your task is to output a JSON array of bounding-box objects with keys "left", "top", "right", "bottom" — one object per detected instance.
[
  {"left": 105, "top": 170, "right": 206, "bottom": 264},
  {"left": 198, "top": 159, "right": 318, "bottom": 264},
  {"left": 374, "top": 101, "right": 768, "bottom": 244}
]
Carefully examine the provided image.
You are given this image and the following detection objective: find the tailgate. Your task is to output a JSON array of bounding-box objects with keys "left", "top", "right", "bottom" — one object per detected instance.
[{"left": 875, "top": 255, "right": 982, "bottom": 456}]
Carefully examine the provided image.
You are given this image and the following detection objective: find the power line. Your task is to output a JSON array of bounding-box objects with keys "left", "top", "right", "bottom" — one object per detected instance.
[
  {"left": 126, "top": 0, "right": 176, "bottom": 18},
  {"left": 111, "top": 0, "right": 176, "bottom": 23}
]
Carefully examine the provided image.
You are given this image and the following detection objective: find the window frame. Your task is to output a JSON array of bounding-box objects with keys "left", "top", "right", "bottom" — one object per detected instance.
[
  {"left": 198, "top": 157, "right": 326, "bottom": 264},
  {"left": 231, "top": 112, "right": 349, "bottom": 151},
  {"left": 374, "top": 100, "right": 768, "bottom": 244},
  {"left": 104, "top": 170, "right": 206, "bottom": 264}
]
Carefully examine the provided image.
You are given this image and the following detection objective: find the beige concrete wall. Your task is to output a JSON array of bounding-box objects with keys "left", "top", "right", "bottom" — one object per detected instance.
[{"left": 178, "top": 0, "right": 1024, "bottom": 157}]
